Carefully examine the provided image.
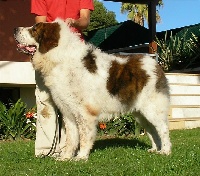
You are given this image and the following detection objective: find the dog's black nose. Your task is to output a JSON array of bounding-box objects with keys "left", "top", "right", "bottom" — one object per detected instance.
[{"left": 14, "top": 28, "right": 18, "bottom": 34}]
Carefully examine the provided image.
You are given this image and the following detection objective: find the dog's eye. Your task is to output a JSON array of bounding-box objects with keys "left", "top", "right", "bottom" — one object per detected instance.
[
  {"left": 31, "top": 26, "right": 39, "bottom": 36},
  {"left": 32, "top": 26, "right": 37, "bottom": 32},
  {"left": 29, "top": 25, "right": 39, "bottom": 37},
  {"left": 32, "top": 23, "right": 40, "bottom": 31}
]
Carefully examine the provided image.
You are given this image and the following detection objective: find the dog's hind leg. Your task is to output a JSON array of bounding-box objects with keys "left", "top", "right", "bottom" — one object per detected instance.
[
  {"left": 149, "top": 116, "right": 171, "bottom": 155},
  {"left": 133, "top": 112, "right": 159, "bottom": 152},
  {"left": 134, "top": 96, "right": 171, "bottom": 155}
]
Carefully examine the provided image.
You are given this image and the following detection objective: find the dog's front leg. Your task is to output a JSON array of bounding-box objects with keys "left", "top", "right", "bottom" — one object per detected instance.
[
  {"left": 75, "top": 113, "right": 98, "bottom": 161},
  {"left": 58, "top": 115, "right": 79, "bottom": 161}
]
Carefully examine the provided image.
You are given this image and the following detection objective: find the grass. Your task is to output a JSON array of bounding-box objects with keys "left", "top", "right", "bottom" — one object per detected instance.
[{"left": 0, "top": 128, "right": 199, "bottom": 176}]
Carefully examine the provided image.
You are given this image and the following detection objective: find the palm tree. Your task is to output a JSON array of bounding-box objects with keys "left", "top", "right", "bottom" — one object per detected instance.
[{"left": 121, "top": 0, "right": 163, "bottom": 27}]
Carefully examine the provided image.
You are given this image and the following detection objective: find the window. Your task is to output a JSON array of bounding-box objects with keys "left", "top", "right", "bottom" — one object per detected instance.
[{"left": 0, "top": 87, "right": 20, "bottom": 106}]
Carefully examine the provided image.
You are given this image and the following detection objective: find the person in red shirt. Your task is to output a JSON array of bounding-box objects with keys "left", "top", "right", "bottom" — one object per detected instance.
[{"left": 31, "top": 0, "right": 94, "bottom": 158}]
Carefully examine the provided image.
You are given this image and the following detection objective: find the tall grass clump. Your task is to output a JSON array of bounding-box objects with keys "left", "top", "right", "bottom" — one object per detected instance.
[{"left": 156, "top": 29, "right": 200, "bottom": 71}]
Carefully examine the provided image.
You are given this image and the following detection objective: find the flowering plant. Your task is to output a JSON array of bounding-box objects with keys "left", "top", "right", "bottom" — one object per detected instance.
[
  {"left": 0, "top": 99, "right": 36, "bottom": 140},
  {"left": 97, "top": 113, "right": 143, "bottom": 137},
  {"left": 25, "top": 108, "right": 37, "bottom": 126},
  {"left": 25, "top": 107, "right": 37, "bottom": 139},
  {"left": 98, "top": 113, "right": 140, "bottom": 136}
]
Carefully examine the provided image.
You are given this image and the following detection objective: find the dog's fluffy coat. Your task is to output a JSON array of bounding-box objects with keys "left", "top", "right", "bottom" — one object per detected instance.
[{"left": 14, "top": 19, "right": 171, "bottom": 160}]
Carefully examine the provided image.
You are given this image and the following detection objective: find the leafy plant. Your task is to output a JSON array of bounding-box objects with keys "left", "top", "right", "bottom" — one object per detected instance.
[
  {"left": 0, "top": 99, "right": 36, "bottom": 140},
  {"left": 156, "top": 29, "right": 200, "bottom": 71},
  {"left": 98, "top": 113, "right": 142, "bottom": 137}
]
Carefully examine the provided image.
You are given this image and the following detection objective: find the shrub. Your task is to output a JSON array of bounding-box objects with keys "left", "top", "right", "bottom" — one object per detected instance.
[
  {"left": 0, "top": 99, "right": 36, "bottom": 140},
  {"left": 0, "top": 98, "right": 140, "bottom": 140}
]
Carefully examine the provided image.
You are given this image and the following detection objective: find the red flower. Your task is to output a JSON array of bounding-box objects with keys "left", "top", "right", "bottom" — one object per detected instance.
[
  {"left": 99, "top": 122, "right": 106, "bottom": 130},
  {"left": 26, "top": 112, "right": 34, "bottom": 119}
]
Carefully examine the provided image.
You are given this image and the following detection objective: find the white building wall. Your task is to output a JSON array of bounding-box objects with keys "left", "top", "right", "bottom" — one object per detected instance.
[
  {"left": 166, "top": 73, "right": 200, "bottom": 129},
  {"left": 1, "top": 61, "right": 200, "bottom": 129},
  {"left": 0, "top": 61, "right": 35, "bottom": 84}
]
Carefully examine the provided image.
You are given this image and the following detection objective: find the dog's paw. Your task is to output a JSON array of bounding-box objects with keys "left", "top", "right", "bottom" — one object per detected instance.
[
  {"left": 55, "top": 156, "right": 73, "bottom": 161},
  {"left": 147, "top": 148, "right": 157, "bottom": 153},
  {"left": 157, "top": 149, "right": 171, "bottom": 155},
  {"left": 55, "top": 153, "right": 74, "bottom": 161},
  {"left": 73, "top": 154, "right": 89, "bottom": 161}
]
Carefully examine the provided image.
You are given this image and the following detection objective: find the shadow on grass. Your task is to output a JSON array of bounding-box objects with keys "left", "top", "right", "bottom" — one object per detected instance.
[{"left": 93, "top": 137, "right": 150, "bottom": 152}]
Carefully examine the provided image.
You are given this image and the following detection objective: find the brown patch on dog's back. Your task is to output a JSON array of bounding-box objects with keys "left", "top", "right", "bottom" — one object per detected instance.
[
  {"left": 155, "top": 64, "right": 169, "bottom": 95},
  {"left": 107, "top": 54, "right": 149, "bottom": 103},
  {"left": 29, "top": 22, "right": 60, "bottom": 54},
  {"left": 82, "top": 49, "right": 97, "bottom": 73}
]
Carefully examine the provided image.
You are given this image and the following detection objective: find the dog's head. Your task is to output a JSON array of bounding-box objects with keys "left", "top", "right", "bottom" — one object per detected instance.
[{"left": 14, "top": 22, "right": 60, "bottom": 55}]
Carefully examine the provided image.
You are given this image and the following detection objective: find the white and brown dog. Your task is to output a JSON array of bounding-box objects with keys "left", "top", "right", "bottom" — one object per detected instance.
[{"left": 14, "top": 19, "right": 171, "bottom": 160}]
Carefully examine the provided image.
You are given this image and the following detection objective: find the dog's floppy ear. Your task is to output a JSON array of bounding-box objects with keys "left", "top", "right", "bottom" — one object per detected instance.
[{"left": 38, "top": 23, "right": 60, "bottom": 54}]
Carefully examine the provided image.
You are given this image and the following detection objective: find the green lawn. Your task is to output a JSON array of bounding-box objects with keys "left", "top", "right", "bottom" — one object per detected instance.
[{"left": 0, "top": 128, "right": 199, "bottom": 176}]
